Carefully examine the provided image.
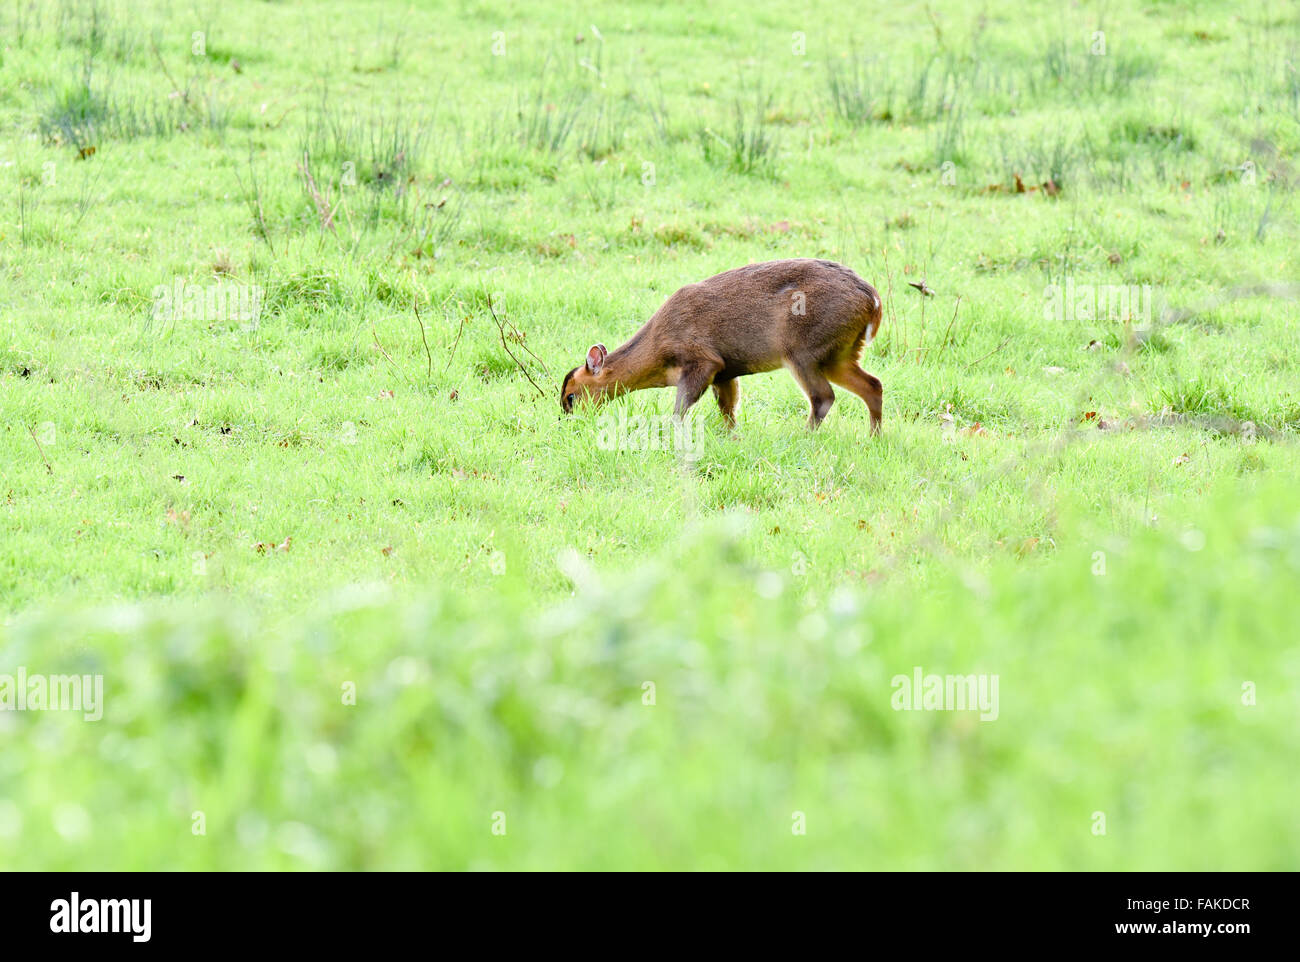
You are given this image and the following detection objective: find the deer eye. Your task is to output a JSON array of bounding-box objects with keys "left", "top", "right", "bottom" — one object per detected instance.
[{"left": 566, "top": 393, "right": 576, "bottom": 405}]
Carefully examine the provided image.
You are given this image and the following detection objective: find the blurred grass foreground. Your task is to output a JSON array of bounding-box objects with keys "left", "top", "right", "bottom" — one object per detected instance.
[{"left": 1, "top": 476, "right": 1296, "bottom": 870}]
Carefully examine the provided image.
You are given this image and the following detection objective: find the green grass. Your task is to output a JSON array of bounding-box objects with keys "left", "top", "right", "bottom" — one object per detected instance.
[{"left": 1, "top": 0, "right": 1298, "bottom": 870}]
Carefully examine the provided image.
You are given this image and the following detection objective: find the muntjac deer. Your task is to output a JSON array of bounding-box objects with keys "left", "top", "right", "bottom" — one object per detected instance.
[{"left": 560, "top": 258, "right": 884, "bottom": 432}]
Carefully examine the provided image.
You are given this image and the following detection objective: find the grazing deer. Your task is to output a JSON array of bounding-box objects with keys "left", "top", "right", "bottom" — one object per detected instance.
[{"left": 560, "top": 258, "right": 883, "bottom": 432}]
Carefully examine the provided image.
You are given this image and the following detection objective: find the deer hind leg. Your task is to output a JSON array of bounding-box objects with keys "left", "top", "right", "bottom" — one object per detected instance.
[
  {"left": 712, "top": 378, "right": 740, "bottom": 429},
  {"left": 787, "top": 364, "right": 835, "bottom": 430},
  {"left": 826, "top": 359, "right": 883, "bottom": 435},
  {"left": 673, "top": 357, "right": 724, "bottom": 420}
]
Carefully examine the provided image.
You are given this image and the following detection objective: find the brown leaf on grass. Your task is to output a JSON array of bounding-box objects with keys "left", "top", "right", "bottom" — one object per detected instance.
[
  {"left": 379, "top": 389, "right": 395, "bottom": 399},
  {"left": 381, "top": 545, "right": 394, "bottom": 557},
  {"left": 962, "top": 422, "right": 986, "bottom": 437},
  {"left": 1013, "top": 173, "right": 1027, "bottom": 193},
  {"left": 450, "top": 466, "right": 496, "bottom": 481},
  {"left": 1173, "top": 452, "right": 1191, "bottom": 466},
  {"left": 846, "top": 568, "right": 882, "bottom": 582},
  {"left": 1081, "top": 411, "right": 1098, "bottom": 422}
]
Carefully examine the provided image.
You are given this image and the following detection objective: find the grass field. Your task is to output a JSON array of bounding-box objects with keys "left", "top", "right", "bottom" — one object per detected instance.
[{"left": 2, "top": 0, "right": 1299, "bottom": 869}]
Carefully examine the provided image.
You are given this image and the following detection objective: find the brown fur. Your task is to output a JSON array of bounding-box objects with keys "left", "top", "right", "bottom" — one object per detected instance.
[{"left": 560, "top": 258, "right": 883, "bottom": 432}]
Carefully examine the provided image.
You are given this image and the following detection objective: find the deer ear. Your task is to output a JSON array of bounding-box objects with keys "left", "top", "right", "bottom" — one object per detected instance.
[{"left": 585, "top": 343, "right": 607, "bottom": 374}]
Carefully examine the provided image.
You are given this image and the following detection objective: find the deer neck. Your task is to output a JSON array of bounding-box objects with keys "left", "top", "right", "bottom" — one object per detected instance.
[{"left": 601, "top": 330, "right": 666, "bottom": 391}]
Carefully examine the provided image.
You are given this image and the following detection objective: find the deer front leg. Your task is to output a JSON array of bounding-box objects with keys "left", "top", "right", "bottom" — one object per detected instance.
[
  {"left": 673, "top": 358, "right": 723, "bottom": 420},
  {"left": 712, "top": 378, "right": 740, "bottom": 429}
]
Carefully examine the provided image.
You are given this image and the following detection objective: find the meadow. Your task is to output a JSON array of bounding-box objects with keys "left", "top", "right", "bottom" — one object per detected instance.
[{"left": 1, "top": 0, "right": 1298, "bottom": 869}]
